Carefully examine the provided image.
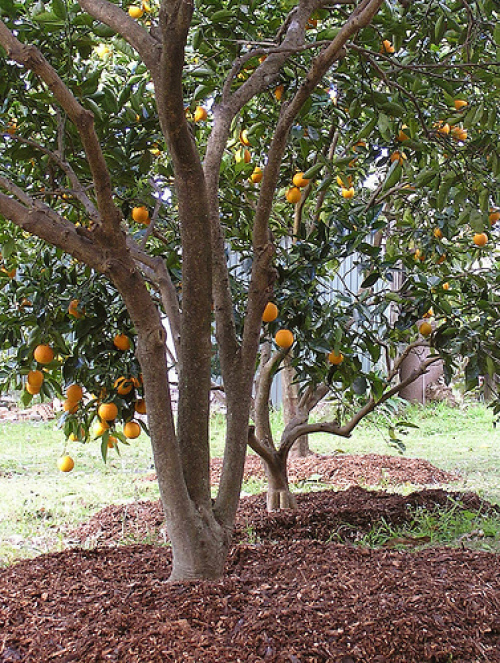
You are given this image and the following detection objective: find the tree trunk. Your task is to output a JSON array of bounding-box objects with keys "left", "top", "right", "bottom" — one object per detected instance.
[
  {"left": 282, "top": 355, "right": 311, "bottom": 458},
  {"left": 263, "top": 451, "right": 297, "bottom": 512}
]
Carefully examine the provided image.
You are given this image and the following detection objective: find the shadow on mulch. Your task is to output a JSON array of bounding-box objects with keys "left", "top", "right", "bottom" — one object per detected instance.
[{"left": 1, "top": 486, "right": 499, "bottom": 662}]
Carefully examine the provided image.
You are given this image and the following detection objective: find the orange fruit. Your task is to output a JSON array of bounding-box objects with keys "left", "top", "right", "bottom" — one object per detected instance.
[
  {"left": 34, "top": 344, "right": 54, "bottom": 364},
  {"left": 250, "top": 166, "right": 263, "bottom": 184},
  {"left": 128, "top": 6, "right": 144, "bottom": 18},
  {"left": 274, "top": 85, "right": 284, "bottom": 101},
  {"left": 57, "top": 455, "right": 74, "bottom": 472},
  {"left": 397, "top": 127, "right": 409, "bottom": 142},
  {"left": 442, "top": 282, "right": 450, "bottom": 291},
  {"left": 285, "top": 187, "right": 302, "bottom": 204},
  {"left": 380, "top": 39, "right": 395, "bottom": 54},
  {"left": 328, "top": 351, "right": 344, "bottom": 365},
  {"left": 454, "top": 99, "right": 468, "bottom": 110},
  {"left": 113, "top": 334, "right": 131, "bottom": 351},
  {"left": 93, "top": 420, "right": 109, "bottom": 437},
  {"left": 275, "top": 329, "right": 294, "bottom": 349},
  {"left": 437, "top": 123, "right": 450, "bottom": 135},
  {"left": 135, "top": 399, "right": 147, "bottom": 415},
  {"left": 114, "top": 377, "right": 134, "bottom": 395},
  {"left": 107, "top": 435, "right": 118, "bottom": 449},
  {"left": 433, "top": 228, "right": 443, "bottom": 239},
  {"left": 131, "top": 206, "right": 150, "bottom": 225},
  {"left": 292, "top": 172, "right": 310, "bottom": 188},
  {"left": 27, "top": 370, "right": 44, "bottom": 388},
  {"left": 390, "top": 151, "right": 407, "bottom": 165},
  {"left": 68, "top": 299, "right": 84, "bottom": 318},
  {"left": 194, "top": 106, "right": 208, "bottom": 122},
  {"left": 341, "top": 187, "right": 355, "bottom": 199},
  {"left": 98, "top": 402, "right": 118, "bottom": 422},
  {"left": 473, "top": 233, "right": 488, "bottom": 247},
  {"left": 262, "top": 302, "right": 279, "bottom": 323},
  {"left": 419, "top": 322, "right": 433, "bottom": 337},
  {"left": 63, "top": 399, "right": 79, "bottom": 414},
  {"left": 123, "top": 421, "right": 141, "bottom": 439},
  {"left": 69, "top": 426, "right": 85, "bottom": 442},
  {"left": 26, "top": 382, "right": 40, "bottom": 395},
  {"left": 239, "top": 129, "right": 250, "bottom": 146},
  {"left": 489, "top": 210, "right": 500, "bottom": 224},
  {"left": 66, "top": 384, "right": 83, "bottom": 402}
]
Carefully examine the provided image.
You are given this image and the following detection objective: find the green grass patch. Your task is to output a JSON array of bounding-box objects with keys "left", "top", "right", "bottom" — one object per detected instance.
[{"left": 350, "top": 502, "right": 500, "bottom": 553}]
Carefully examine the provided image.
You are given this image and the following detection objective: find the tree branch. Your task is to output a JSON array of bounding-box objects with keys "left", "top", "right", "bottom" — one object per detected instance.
[
  {"left": 77, "top": 0, "right": 160, "bottom": 74},
  {"left": 0, "top": 20, "right": 123, "bottom": 238},
  {"left": 3, "top": 133, "right": 99, "bottom": 224}
]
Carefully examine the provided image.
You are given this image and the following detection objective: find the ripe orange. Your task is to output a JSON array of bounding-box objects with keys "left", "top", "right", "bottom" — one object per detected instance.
[
  {"left": 57, "top": 455, "right": 75, "bottom": 472},
  {"left": 135, "top": 399, "right": 147, "bottom": 415},
  {"left": 380, "top": 39, "right": 395, "bottom": 54},
  {"left": 63, "top": 399, "right": 79, "bottom": 414},
  {"left": 328, "top": 351, "right": 344, "bottom": 365},
  {"left": 262, "top": 302, "right": 279, "bottom": 323},
  {"left": 93, "top": 420, "right": 109, "bottom": 437},
  {"left": 390, "top": 151, "right": 407, "bottom": 165},
  {"left": 397, "top": 127, "right": 409, "bottom": 142},
  {"left": 451, "top": 126, "right": 467, "bottom": 141},
  {"left": 66, "top": 384, "right": 83, "bottom": 402},
  {"left": 285, "top": 187, "right": 302, "bottom": 204},
  {"left": 128, "top": 6, "right": 144, "bottom": 18},
  {"left": 98, "top": 402, "right": 118, "bottom": 422},
  {"left": 235, "top": 148, "right": 251, "bottom": 163},
  {"left": 132, "top": 206, "right": 150, "bottom": 225},
  {"left": 274, "top": 85, "right": 284, "bottom": 101},
  {"left": 250, "top": 167, "right": 263, "bottom": 184},
  {"left": 34, "top": 344, "right": 54, "bottom": 364},
  {"left": 194, "top": 106, "right": 208, "bottom": 122},
  {"left": 433, "top": 228, "right": 443, "bottom": 239},
  {"left": 473, "top": 233, "right": 488, "bottom": 247},
  {"left": 239, "top": 129, "right": 250, "bottom": 146},
  {"left": 292, "top": 172, "right": 310, "bottom": 188},
  {"left": 26, "top": 382, "right": 40, "bottom": 395},
  {"left": 336, "top": 174, "right": 353, "bottom": 188},
  {"left": 437, "top": 123, "right": 450, "bottom": 135},
  {"left": 114, "top": 377, "right": 133, "bottom": 395},
  {"left": 419, "top": 322, "right": 433, "bottom": 337},
  {"left": 107, "top": 435, "right": 118, "bottom": 449},
  {"left": 113, "top": 334, "right": 131, "bottom": 351},
  {"left": 275, "top": 329, "right": 294, "bottom": 349},
  {"left": 27, "top": 370, "right": 44, "bottom": 388},
  {"left": 68, "top": 299, "right": 84, "bottom": 318},
  {"left": 454, "top": 99, "right": 468, "bottom": 110},
  {"left": 341, "top": 187, "right": 355, "bottom": 199},
  {"left": 69, "top": 426, "right": 85, "bottom": 442},
  {"left": 123, "top": 421, "right": 141, "bottom": 439},
  {"left": 442, "top": 282, "right": 450, "bottom": 291},
  {"left": 489, "top": 210, "right": 500, "bottom": 224}
]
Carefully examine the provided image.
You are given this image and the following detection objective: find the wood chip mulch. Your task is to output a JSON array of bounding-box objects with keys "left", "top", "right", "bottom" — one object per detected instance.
[
  {"left": 1, "top": 486, "right": 499, "bottom": 662},
  {"left": 141, "top": 452, "right": 459, "bottom": 488},
  {"left": 1, "top": 454, "right": 498, "bottom": 663}
]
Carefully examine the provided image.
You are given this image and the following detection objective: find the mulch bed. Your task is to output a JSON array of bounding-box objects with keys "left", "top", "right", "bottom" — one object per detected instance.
[
  {"left": 1, "top": 455, "right": 499, "bottom": 662},
  {"left": 141, "top": 452, "right": 459, "bottom": 489}
]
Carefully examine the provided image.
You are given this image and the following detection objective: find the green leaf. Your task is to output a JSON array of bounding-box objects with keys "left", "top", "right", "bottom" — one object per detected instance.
[
  {"left": 383, "top": 162, "right": 402, "bottom": 190},
  {"left": 51, "top": 0, "right": 66, "bottom": 19}
]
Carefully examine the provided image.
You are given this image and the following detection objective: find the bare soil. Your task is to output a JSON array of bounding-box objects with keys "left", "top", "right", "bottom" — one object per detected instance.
[{"left": 1, "top": 455, "right": 499, "bottom": 663}]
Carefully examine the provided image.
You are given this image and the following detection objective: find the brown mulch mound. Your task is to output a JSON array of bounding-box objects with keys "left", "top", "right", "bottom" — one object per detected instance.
[
  {"left": 140, "top": 453, "right": 459, "bottom": 488},
  {"left": 69, "top": 486, "right": 494, "bottom": 549},
  {"left": 1, "top": 537, "right": 499, "bottom": 662},
  {"left": 1, "top": 452, "right": 498, "bottom": 663}
]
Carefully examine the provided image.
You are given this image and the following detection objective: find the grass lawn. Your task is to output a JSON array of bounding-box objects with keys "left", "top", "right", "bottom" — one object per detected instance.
[{"left": 0, "top": 401, "right": 498, "bottom": 566}]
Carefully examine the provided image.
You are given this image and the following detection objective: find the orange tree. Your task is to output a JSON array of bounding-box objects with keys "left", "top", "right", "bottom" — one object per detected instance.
[{"left": 0, "top": 0, "right": 499, "bottom": 579}]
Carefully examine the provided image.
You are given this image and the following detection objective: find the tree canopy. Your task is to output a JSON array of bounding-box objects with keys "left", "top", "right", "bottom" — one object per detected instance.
[{"left": 0, "top": 0, "right": 499, "bottom": 579}]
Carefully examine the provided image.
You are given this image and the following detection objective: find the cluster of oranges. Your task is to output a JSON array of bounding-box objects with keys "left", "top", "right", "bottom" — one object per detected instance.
[
  {"left": 285, "top": 172, "right": 310, "bottom": 204},
  {"left": 127, "top": 1, "right": 151, "bottom": 19},
  {"left": 261, "top": 302, "right": 344, "bottom": 365}
]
